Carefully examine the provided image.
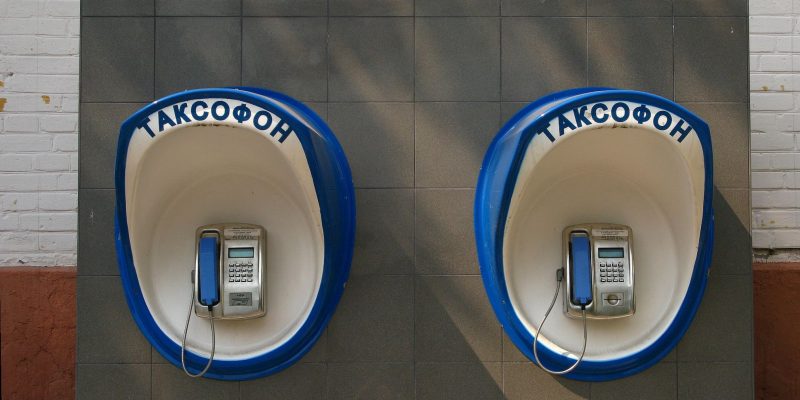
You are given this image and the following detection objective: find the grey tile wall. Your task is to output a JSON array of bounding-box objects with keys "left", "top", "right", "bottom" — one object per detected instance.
[
  {"left": 587, "top": 17, "right": 673, "bottom": 98},
  {"left": 502, "top": 17, "right": 586, "bottom": 101},
  {"left": 79, "top": 1, "right": 752, "bottom": 398},
  {"left": 154, "top": 17, "right": 242, "bottom": 97}
]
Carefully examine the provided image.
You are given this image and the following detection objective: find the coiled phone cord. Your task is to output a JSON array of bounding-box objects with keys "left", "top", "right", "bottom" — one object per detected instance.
[
  {"left": 532, "top": 268, "right": 588, "bottom": 375},
  {"left": 181, "top": 283, "right": 215, "bottom": 378}
]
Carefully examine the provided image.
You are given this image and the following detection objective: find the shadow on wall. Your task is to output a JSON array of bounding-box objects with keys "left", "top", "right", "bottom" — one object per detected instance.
[
  {"left": 324, "top": 16, "right": 593, "bottom": 396},
  {"left": 333, "top": 17, "right": 618, "bottom": 398}
]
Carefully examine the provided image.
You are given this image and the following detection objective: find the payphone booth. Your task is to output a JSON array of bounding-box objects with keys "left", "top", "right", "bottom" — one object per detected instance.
[
  {"left": 114, "top": 88, "right": 355, "bottom": 380},
  {"left": 475, "top": 88, "right": 714, "bottom": 380}
]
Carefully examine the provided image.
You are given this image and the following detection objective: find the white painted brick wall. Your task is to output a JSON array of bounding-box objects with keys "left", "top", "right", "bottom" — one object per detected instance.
[{"left": 0, "top": 0, "right": 78, "bottom": 266}]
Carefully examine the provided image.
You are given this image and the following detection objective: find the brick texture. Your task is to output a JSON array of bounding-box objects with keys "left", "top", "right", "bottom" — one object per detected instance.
[
  {"left": 750, "top": 0, "right": 800, "bottom": 249},
  {"left": 0, "top": 0, "right": 79, "bottom": 266},
  {"left": 754, "top": 262, "right": 800, "bottom": 400},
  {"left": 0, "top": 266, "right": 76, "bottom": 400}
]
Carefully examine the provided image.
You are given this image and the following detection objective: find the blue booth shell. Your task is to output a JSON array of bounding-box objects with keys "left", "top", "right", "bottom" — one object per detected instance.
[
  {"left": 474, "top": 88, "right": 714, "bottom": 381},
  {"left": 114, "top": 87, "right": 355, "bottom": 380}
]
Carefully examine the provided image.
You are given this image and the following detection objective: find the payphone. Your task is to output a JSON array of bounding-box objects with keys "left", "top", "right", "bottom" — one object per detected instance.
[
  {"left": 533, "top": 223, "right": 635, "bottom": 375},
  {"left": 182, "top": 223, "right": 267, "bottom": 377}
]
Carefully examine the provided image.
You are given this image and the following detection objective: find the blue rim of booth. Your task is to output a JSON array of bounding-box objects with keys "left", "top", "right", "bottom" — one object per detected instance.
[
  {"left": 113, "top": 87, "right": 355, "bottom": 380},
  {"left": 474, "top": 88, "right": 714, "bottom": 381}
]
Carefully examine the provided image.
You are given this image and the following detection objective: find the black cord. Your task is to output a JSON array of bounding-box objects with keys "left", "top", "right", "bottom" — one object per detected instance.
[
  {"left": 532, "top": 268, "right": 588, "bottom": 375},
  {"left": 181, "top": 285, "right": 216, "bottom": 378}
]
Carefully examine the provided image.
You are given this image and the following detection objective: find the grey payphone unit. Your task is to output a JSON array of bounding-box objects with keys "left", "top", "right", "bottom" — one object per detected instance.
[
  {"left": 194, "top": 224, "right": 266, "bottom": 320},
  {"left": 533, "top": 223, "right": 636, "bottom": 375},
  {"left": 563, "top": 223, "right": 635, "bottom": 319},
  {"left": 182, "top": 223, "right": 267, "bottom": 378}
]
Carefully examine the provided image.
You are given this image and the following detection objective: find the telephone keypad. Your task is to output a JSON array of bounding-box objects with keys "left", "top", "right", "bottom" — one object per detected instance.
[
  {"left": 227, "top": 260, "right": 255, "bottom": 284},
  {"left": 598, "top": 259, "right": 626, "bottom": 285}
]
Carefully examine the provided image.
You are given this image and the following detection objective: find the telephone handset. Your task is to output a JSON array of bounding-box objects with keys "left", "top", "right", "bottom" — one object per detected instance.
[
  {"left": 563, "top": 223, "right": 635, "bottom": 319},
  {"left": 533, "top": 223, "right": 635, "bottom": 375},
  {"left": 182, "top": 223, "right": 267, "bottom": 378},
  {"left": 194, "top": 223, "right": 266, "bottom": 320}
]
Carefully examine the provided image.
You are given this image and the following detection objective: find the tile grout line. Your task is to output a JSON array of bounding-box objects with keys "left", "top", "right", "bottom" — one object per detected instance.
[
  {"left": 412, "top": 1, "right": 418, "bottom": 398},
  {"left": 672, "top": 2, "right": 678, "bottom": 395}
]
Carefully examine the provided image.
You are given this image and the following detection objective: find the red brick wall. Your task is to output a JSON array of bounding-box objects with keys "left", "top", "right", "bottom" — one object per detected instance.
[
  {"left": 0, "top": 267, "right": 75, "bottom": 400},
  {"left": 0, "top": 264, "right": 797, "bottom": 398},
  {"left": 754, "top": 263, "right": 800, "bottom": 400}
]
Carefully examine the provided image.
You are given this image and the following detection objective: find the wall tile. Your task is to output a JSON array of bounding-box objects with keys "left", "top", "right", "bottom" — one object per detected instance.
[
  {"left": 677, "top": 362, "right": 752, "bottom": 399},
  {"left": 77, "top": 276, "right": 151, "bottom": 363},
  {"left": 675, "top": 18, "right": 748, "bottom": 102},
  {"left": 329, "top": 18, "right": 414, "bottom": 101},
  {"left": 591, "top": 361, "right": 677, "bottom": 400},
  {"left": 155, "top": 17, "right": 241, "bottom": 97},
  {"left": 330, "top": 0, "right": 413, "bottom": 16},
  {"left": 328, "top": 363, "right": 414, "bottom": 399},
  {"left": 503, "top": 362, "right": 591, "bottom": 399},
  {"left": 503, "top": 332, "right": 529, "bottom": 362},
  {"left": 416, "top": 18, "right": 500, "bottom": 101},
  {"left": 81, "top": 18, "right": 154, "bottom": 102},
  {"left": 352, "top": 189, "right": 414, "bottom": 275},
  {"left": 415, "top": 102, "right": 500, "bottom": 188},
  {"left": 241, "top": 363, "right": 326, "bottom": 399},
  {"left": 156, "top": 0, "right": 240, "bottom": 16},
  {"left": 677, "top": 274, "right": 752, "bottom": 362},
  {"left": 501, "top": 0, "right": 585, "bottom": 16},
  {"left": 710, "top": 189, "right": 752, "bottom": 275},
  {"left": 684, "top": 102, "right": 750, "bottom": 189},
  {"left": 328, "top": 275, "right": 414, "bottom": 361},
  {"left": 588, "top": 18, "right": 673, "bottom": 98},
  {"left": 416, "top": 363, "right": 503, "bottom": 400},
  {"left": 243, "top": 0, "right": 327, "bottom": 16},
  {"left": 415, "top": 276, "right": 501, "bottom": 361},
  {"left": 152, "top": 364, "right": 239, "bottom": 399},
  {"left": 305, "top": 102, "right": 328, "bottom": 121},
  {"left": 415, "top": 189, "right": 477, "bottom": 275},
  {"left": 242, "top": 18, "right": 327, "bottom": 102},
  {"left": 674, "top": 0, "right": 747, "bottom": 16},
  {"left": 588, "top": 0, "right": 672, "bottom": 16},
  {"left": 79, "top": 103, "right": 145, "bottom": 189},
  {"left": 328, "top": 103, "right": 414, "bottom": 188},
  {"left": 76, "top": 364, "right": 151, "bottom": 400},
  {"left": 502, "top": 17, "right": 586, "bottom": 101},
  {"left": 78, "top": 189, "right": 117, "bottom": 276},
  {"left": 82, "top": 0, "right": 153, "bottom": 16},
  {"left": 416, "top": 0, "right": 499, "bottom": 16}
]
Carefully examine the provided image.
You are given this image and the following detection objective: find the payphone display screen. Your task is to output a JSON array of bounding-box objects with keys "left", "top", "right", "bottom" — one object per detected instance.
[
  {"left": 598, "top": 248, "right": 624, "bottom": 258},
  {"left": 228, "top": 247, "right": 255, "bottom": 258}
]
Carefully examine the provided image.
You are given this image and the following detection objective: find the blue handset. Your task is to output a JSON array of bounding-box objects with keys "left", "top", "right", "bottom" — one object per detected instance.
[
  {"left": 198, "top": 236, "right": 220, "bottom": 307},
  {"left": 570, "top": 233, "right": 593, "bottom": 307}
]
